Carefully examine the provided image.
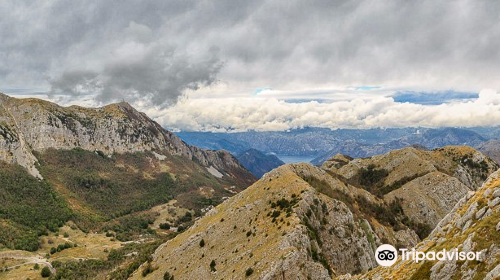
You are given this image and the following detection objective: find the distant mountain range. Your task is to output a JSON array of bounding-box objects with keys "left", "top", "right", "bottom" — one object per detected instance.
[
  {"left": 235, "top": 149, "right": 284, "bottom": 178},
  {"left": 177, "top": 127, "right": 500, "bottom": 167}
]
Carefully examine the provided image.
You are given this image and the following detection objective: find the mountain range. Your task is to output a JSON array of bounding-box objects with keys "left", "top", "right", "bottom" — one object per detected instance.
[
  {"left": 0, "top": 93, "right": 255, "bottom": 279},
  {"left": 2, "top": 93, "right": 500, "bottom": 280},
  {"left": 235, "top": 149, "right": 285, "bottom": 178},
  {"left": 134, "top": 145, "right": 499, "bottom": 279},
  {"left": 177, "top": 127, "right": 500, "bottom": 168}
]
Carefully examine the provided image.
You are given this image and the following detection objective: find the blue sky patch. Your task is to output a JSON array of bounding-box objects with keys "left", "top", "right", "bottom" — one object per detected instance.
[
  {"left": 253, "top": 88, "right": 273, "bottom": 95},
  {"left": 392, "top": 91, "right": 478, "bottom": 105},
  {"left": 354, "top": 86, "right": 381, "bottom": 91}
]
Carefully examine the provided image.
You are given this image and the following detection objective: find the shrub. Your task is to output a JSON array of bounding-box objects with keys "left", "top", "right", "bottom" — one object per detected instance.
[
  {"left": 210, "top": 260, "right": 216, "bottom": 272},
  {"left": 177, "top": 212, "right": 192, "bottom": 224},
  {"left": 359, "top": 164, "right": 389, "bottom": 188},
  {"left": 199, "top": 239, "right": 205, "bottom": 247},
  {"left": 271, "top": 210, "right": 281, "bottom": 218},
  {"left": 164, "top": 271, "right": 174, "bottom": 280},
  {"left": 159, "top": 223, "right": 171, "bottom": 230},
  {"left": 414, "top": 222, "right": 432, "bottom": 239},
  {"left": 141, "top": 262, "right": 156, "bottom": 277},
  {"left": 245, "top": 267, "right": 254, "bottom": 277},
  {"left": 41, "top": 266, "right": 51, "bottom": 277}
]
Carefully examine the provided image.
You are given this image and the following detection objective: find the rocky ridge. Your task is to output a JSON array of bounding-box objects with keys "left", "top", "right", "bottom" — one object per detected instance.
[
  {"left": 132, "top": 164, "right": 409, "bottom": 279},
  {"left": 133, "top": 146, "right": 496, "bottom": 279},
  {"left": 338, "top": 169, "right": 500, "bottom": 280},
  {"left": 0, "top": 93, "right": 253, "bottom": 182},
  {"left": 322, "top": 146, "right": 498, "bottom": 229}
]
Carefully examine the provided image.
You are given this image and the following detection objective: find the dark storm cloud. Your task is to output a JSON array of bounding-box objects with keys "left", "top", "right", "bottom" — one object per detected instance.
[
  {"left": 1, "top": 0, "right": 220, "bottom": 105},
  {"left": 1, "top": 0, "right": 500, "bottom": 105},
  {"left": 49, "top": 45, "right": 223, "bottom": 105}
]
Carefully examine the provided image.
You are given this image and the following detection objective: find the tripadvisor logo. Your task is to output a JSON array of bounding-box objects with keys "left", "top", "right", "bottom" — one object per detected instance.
[
  {"left": 375, "top": 244, "right": 482, "bottom": 267},
  {"left": 375, "top": 244, "right": 398, "bottom": 266}
]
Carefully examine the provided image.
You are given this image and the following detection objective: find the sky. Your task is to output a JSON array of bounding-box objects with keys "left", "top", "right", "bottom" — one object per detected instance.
[{"left": 1, "top": 0, "right": 500, "bottom": 131}]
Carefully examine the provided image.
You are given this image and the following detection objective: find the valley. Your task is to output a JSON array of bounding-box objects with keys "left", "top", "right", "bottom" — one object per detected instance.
[
  {"left": 1, "top": 93, "right": 500, "bottom": 279},
  {"left": 2, "top": 2, "right": 498, "bottom": 279},
  {"left": 0, "top": 94, "right": 255, "bottom": 279},
  {"left": 177, "top": 127, "right": 500, "bottom": 167},
  {"left": 134, "top": 145, "right": 499, "bottom": 279}
]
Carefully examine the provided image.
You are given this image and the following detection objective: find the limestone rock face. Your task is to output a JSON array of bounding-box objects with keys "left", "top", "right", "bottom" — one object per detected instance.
[
  {"left": 321, "top": 154, "right": 353, "bottom": 171},
  {"left": 131, "top": 145, "right": 499, "bottom": 280},
  {"left": 132, "top": 163, "right": 425, "bottom": 280},
  {"left": 0, "top": 93, "right": 254, "bottom": 183},
  {"left": 339, "top": 169, "right": 500, "bottom": 280},
  {"left": 323, "top": 146, "right": 498, "bottom": 231},
  {"left": 384, "top": 172, "right": 469, "bottom": 228}
]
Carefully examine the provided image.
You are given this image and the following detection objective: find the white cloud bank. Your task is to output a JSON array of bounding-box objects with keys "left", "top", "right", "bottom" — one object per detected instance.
[{"left": 150, "top": 89, "right": 500, "bottom": 131}]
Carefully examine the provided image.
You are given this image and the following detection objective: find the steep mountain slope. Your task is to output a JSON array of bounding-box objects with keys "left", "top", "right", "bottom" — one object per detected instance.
[
  {"left": 0, "top": 93, "right": 255, "bottom": 252},
  {"left": 339, "top": 169, "right": 500, "bottom": 280},
  {"left": 323, "top": 146, "right": 498, "bottom": 229},
  {"left": 133, "top": 146, "right": 495, "bottom": 280},
  {"left": 236, "top": 149, "right": 285, "bottom": 177},
  {"left": 477, "top": 139, "right": 500, "bottom": 165},
  {"left": 0, "top": 162, "right": 72, "bottom": 251},
  {"left": 174, "top": 132, "right": 250, "bottom": 154},
  {"left": 132, "top": 164, "right": 418, "bottom": 280},
  {"left": 0, "top": 92, "right": 254, "bottom": 182}
]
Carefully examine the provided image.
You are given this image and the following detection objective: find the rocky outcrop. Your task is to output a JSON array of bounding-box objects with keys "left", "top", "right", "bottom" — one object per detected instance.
[
  {"left": 128, "top": 144, "right": 499, "bottom": 280},
  {"left": 0, "top": 93, "right": 254, "bottom": 183},
  {"left": 339, "top": 169, "right": 500, "bottom": 280},
  {"left": 321, "top": 154, "right": 353, "bottom": 171},
  {"left": 132, "top": 163, "right": 427, "bottom": 280},
  {"left": 384, "top": 172, "right": 469, "bottom": 228},
  {"left": 322, "top": 146, "right": 498, "bottom": 230}
]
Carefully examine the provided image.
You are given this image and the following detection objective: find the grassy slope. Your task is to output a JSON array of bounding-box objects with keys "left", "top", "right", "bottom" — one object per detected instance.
[
  {"left": 0, "top": 147, "right": 249, "bottom": 252},
  {"left": 35, "top": 148, "right": 239, "bottom": 224}
]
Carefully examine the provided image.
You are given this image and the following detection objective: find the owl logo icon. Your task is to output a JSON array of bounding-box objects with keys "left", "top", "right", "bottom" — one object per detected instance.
[{"left": 375, "top": 244, "right": 398, "bottom": 266}]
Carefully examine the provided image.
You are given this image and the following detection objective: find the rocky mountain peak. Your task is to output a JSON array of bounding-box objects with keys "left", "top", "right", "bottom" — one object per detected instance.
[
  {"left": 0, "top": 92, "right": 9, "bottom": 100},
  {"left": 0, "top": 94, "right": 254, "bottom": 183},
  {"left": 133, "top": 146, "right": 498, "bottom": 280}
]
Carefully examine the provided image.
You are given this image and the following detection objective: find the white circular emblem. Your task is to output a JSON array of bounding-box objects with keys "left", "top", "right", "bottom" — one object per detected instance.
[{"left": 375, "top": 244, "right": 398, "bottom": 267}]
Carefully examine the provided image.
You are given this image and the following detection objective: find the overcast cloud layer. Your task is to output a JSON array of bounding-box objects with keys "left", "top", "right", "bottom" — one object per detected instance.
[
  {"left": 153, "top": 89, "right": 500, "bottom": 131},
  {"left": 1, "top": 0, "right": 500, "bottom": 130}
]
